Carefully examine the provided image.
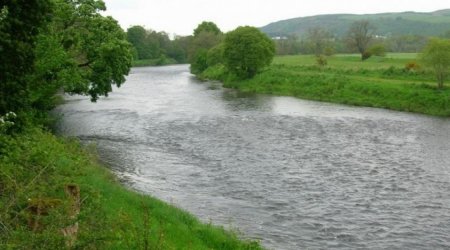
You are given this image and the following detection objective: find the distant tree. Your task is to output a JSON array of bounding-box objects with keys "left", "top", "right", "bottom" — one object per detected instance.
[
  {"left": 127, "top": 26, "right": 153, "bottom": 59},
  {"left": 223, "top": 26, "right": 275, "bottom": 79},
  {"left": 387, "top": 35, "right": 428, "bottom": 53},
  {"left": 306, "top": 27, "right": 334, "bottom": 56},
  {"left": 193, "top": 21, "right": 221, "bottom": 36},
  {"left": 274, "top": 35, "right": 303, "bottom": 55},
  {"left": 189, "top": 21, "right": 222, "bottom": 73},
  {"left": 421, "top": 38, "right": 450, "bottom": 89},
  {"left": 346, "top": 20, "right": 376, "bottom": 60}
]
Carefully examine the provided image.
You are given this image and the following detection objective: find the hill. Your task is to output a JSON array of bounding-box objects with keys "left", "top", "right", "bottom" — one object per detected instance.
[{"left": 261, "top": 9, "right": 450, "bottom": 38}]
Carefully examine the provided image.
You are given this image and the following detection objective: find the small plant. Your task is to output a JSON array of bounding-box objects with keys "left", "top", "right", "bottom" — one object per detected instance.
[
  {"left": 0, "top": 111, "right": 16, "bottom": 134},
  {"left": 316, "top": 55, "right": 328, "bottom": 67},
  {"left": 362, "top": 51, "right": 372, "bottom": 61},
  {"left": 405, "top": 61, "right": 421, "bottom": 72}
]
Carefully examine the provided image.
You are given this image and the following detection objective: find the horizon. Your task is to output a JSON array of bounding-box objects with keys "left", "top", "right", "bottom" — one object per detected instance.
[{"left": 103, "top": 0, "right": 450, "bottom": 35}]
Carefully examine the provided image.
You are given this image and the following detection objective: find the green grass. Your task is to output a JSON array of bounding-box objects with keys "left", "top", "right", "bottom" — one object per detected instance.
[
  {"left": 201, "top": 54, "right": 450, "bottom": 116},
  {"left": 0, "top": 128, "right": 262, "bottom": 249}
]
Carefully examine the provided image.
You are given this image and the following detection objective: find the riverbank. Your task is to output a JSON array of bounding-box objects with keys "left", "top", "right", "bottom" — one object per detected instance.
[
  {"left": 200, "top": 54, "right": 450, "bottom": 116},
  {"left": 132, "top": 58, "right": 180, "bottom": 67},
  {"left": 0, "top": 127, "right": 262, "bottom": 249}
]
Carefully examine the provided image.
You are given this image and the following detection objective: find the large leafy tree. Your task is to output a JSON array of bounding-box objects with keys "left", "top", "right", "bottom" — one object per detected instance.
[
  {"left": 223, "top": 26, "right": 275, "bottom": 79},
  {"left": 421, "top": 38, "right": 450, "bottom": 89},
  {"left": 0, "top": 0, "right": 52, "bottom": 114},
  {"left": 45, "top": 0, "right": 132, "bottom": 101}
]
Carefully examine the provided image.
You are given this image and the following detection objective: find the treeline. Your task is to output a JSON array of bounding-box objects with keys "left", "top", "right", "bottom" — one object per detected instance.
[
  {"left": 126, "top": 26, "right": 190, "bottom": 64},
  {"left": 272, "top": 20, "right": 446, "bottom": 56},
  {"left": 275, "top": 34, "right": 430, "bottom": 55},
  {"left": 0, "top": 0, "right": 132, "bottom": 128}
]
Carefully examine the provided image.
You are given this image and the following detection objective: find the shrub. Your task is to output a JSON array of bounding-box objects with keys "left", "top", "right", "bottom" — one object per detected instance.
[{"left": 316, "top": 55, "right": 328, "bottom": 67}]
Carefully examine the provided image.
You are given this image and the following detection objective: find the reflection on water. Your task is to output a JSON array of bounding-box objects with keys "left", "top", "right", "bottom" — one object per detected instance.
[{"left": 54, "top": 65, "right": 450, "bottom": 250}]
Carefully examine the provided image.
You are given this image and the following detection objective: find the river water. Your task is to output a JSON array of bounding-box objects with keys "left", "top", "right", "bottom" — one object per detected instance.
[{"left": 54, "top": 65, "right": 450, "bottom": 249}]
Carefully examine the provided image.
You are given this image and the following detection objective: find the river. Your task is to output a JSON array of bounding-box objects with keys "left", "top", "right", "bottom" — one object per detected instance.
[{"left": 54, "top": 65, "right": 450, "bottom": 249}]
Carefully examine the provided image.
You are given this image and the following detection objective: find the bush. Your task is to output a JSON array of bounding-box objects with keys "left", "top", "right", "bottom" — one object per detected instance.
[
  {"left": 405, "top": 61, "right": 421, "bottom": 72},
  {"left": 223, "top": 26, "right": 275, "bottom": 79},
  {"left": 316, "top": 55, "right": 328, "bottom": 67}
]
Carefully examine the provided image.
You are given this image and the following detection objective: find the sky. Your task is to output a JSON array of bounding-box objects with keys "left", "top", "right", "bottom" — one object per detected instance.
[{"left": 103, "top": 0, "right": 450, "bottom": 36}]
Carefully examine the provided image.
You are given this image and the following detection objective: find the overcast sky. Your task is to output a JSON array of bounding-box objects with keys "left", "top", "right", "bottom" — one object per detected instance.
[{"left": 103, "top": 0, "right": 450, "bottom": 36}]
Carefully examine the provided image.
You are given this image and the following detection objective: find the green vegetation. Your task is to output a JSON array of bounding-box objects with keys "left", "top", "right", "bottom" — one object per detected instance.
[
  {"left": 200, "top": 53, "right": 450, "bottom": 116},
  {"left": 1, "top": 1, "right": 262, "bottom": 248},
  {"left": 420, "top": 38, "right": 450, "bottom": 88},
  {"left": 126, "top": 26, "right": 189, "bottom": 64},
  {"left": 261, "top": 10, "right": 450, "bottom": 38},
  {"left": 189, "top": 22, "right": 223, "bottom": 74},
  {"left": 345, "top": 20, "right": 376, "bottom": 60},
  {"left": 223, "top": 26, "right": 275, "bottom": 78},
  {"left": 262, "top": 10, "right": 450, "bottom": 56},
  {"left": 0, "top": 127, "right": 262, "bottom": 249}
]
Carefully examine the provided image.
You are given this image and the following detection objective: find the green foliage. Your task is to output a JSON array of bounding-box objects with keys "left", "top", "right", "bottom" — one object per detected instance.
[
  {"left": 346, "top": 20, "right": 376, "bottom": 60},
  {"left": 127, "top": 25, "right": 155, "bottom": 59},
  {"left": 203, "top": 53, "right": 449, "bottom": 116},
  {"left": 0, "top": 0, "right": 52, "bottom": 115},
  {"left": 316, "top": 55, "right": 328, "bottom": 67},
  {"left": 0, "top": 128, "right": 263, "bottom": 249},
  {"left": 368, "top": 44, "right": 387, "bottom": 57},
  {"left": 44, "top": 0, "right": 133, "bottom": 101},
  {"left": 223, "top": 26, "right": 275, "bottom": 79},
  {"left": 207, "top": 43, "right": 225, "bottom": 67},
  {"left": 420, "top": 38, "right": 450, "bottom": 88},
  {"left": 261, "top": 10, "right": 450, "bottom": 39},
  {"left": 188, "top": 21, "right": 223, "bottom": 74},
  {"left": 193, "top": 21, "right": 221, "bottom": 36},
  {"left": 190, "top": 49, "right": 209, "bottom": 74},
  {"left": 306, "top": 27, "right": 334, "bottom": 56}
]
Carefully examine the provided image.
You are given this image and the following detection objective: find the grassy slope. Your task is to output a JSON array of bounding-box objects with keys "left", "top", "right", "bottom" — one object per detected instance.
[
  {"left": 201, "top": 53, "right": 450, "bottom": 116},
  {"left": 0, "top": 128, "right": 261, "bottom": 249},
  {"left": 260, "top": 10, "right": 450, "bottom": 37}
]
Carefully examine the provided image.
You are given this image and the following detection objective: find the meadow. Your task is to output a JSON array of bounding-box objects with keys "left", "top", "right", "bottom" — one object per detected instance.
[{"left": 202, "top": 53, "right": 450, "bottom": 116}]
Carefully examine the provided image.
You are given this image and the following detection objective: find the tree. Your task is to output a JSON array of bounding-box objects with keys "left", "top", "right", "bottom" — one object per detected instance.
[
  {"left": 127, "top": 26, "right": 154, "bottom": 59},
  {"left": 189, "top": 21, "right": 222, "bottom": 73},
  {"left": 306, "top": 27, "right": 334, "bottom": 56},
  {"left": 346, "top": 20, "right": 375, "bottom": 61},
  {"left": 0, "top": 0, "right": 52, "bottom": 114},
  {"left": 193, "top": 21, "right": 221, "bottom": 36},
  {"left": 34, "top": 0, "right": 133, "bottom": 102},
  {"left": 223, "top": 26, "right": 275, "bottom": 79},
  {"left": 421, "top": 38, "right": 450, "bottom": 89}
]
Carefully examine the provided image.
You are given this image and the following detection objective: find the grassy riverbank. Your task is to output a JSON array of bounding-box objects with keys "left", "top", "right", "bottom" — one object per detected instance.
[
  {"left": 201, "top": 53, "right": 450, "bottom": 116},
  {"left": 0, "top": 127, "right": 261, "bottom": 249}
]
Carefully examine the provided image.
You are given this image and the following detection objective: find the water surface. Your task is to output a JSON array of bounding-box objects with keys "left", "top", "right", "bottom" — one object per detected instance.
[{"left": 54, "top": 65, "right": 450, "bottom": 249}]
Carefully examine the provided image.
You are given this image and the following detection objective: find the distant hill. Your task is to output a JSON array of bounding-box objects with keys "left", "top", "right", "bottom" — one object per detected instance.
[{"left": 261, "top": 9, "right": 450, "bottom": 38}]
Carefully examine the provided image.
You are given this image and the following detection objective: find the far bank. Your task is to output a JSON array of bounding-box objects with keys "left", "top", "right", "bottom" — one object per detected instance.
[{"left": 199, "top": 54, "right": 450, "bottom": 117}]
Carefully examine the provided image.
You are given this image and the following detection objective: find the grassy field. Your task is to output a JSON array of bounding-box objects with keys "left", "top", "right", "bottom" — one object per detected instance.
[
  {"left": 201, "top": 53, "right": 450, "bottom": 116},
  {"left": 0, "top": 128, "right": 262, "bottom": 249}
]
